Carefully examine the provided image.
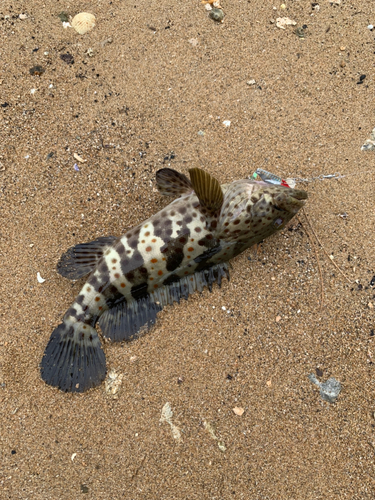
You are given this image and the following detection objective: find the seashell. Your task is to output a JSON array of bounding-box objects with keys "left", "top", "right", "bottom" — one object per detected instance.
[
  {"left": 209, "top": 8, "right": 224, "bottom": 22},
  {"left": 71, "top": 12, "right": 96, "bottom": 35}
]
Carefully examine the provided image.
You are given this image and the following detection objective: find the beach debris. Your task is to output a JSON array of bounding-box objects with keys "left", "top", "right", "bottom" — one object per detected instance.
[
  {"left": 60, "top": 53, "right": 74, "bottom": 65},
  {"left": 104, "top": 369, "right": 123, "bottom": 399},
  {"left": 62, "top": 21, "right": 71, "bottom": 29},
  {"left": 30, "top": 89, "right": 37, "bottom": 95},
  {"left": 73, "top": 153, "right": 87, "bottom": 163},
  {"left": 357, "top": 74, "right": 366, "bottom": 85},
  {"left": 29, "top": 66, "right": 45, "bottom": 76},
  {"left": 73, "top": 163, "right": 79, "bottom": 171},
  {"left": 361, "top": 127, "right": 375, "bottom": 151},
  {"left": 308, "top": 373, "right": 341, "bottom": 403},
  {"left": 222, "top": 120, "right": 231, "bottom": 127},
  {"left": 368, "top": 24, "right": 374, "bottom": 31},
  {"left": 209, "top": 8, "right": 225, "bottom": 23},
  {"left": 37, "top": 272, "right": 46, "bottom": 283},
  {"left": 71, "top": 12, "right": 96, "bottom": 35},
  {"left": 252, "top": 168, "right": 296, "bottom": 188},
  {"left": 280, "top": 3, "right": 286, "bottom": 9},
  {"left": 58, "top": 12, "right": 69, "bottom": 23},
  {"left": 295, "top": 27, "right": 305, "bottom": 38},
  {"left": 276, "top": 17, "right": 297, "bottom": 29},
  {"left": 203, "top": 421, "right": 226, "bottom": 451},
  {"left": 188, "top": 38, "right": 199, "bottom": 46},
  {"left": 197, "top": 130, "right": 205, "bottom": 136},
  {"left": 71, "top": 453, "right": 77, "bottom": 461},
  {"left": 233, "top": 407, "right": 245, "bottom": 416},
  {"left": 160, "top": 403, "right": 182, "bottom": 442},
  {"left": 246, "top": 79, "right": 256, "bottom": 85},
  {"left": 275, "top": 315, "right": 281, "bottom": 322},
  {"left": 86, "top": 47, "right": 95, "bottom": 57},
  {"left": 19, "top": 13, "right": 27, "bottom": 20}
]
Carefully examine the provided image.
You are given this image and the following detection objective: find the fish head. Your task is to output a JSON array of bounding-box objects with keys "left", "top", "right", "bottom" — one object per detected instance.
[{"left": 217, "top": 180, "right": 308, "bottom": 242}]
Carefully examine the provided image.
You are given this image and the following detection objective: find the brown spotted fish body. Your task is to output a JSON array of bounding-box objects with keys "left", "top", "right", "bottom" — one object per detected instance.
[{"left": 41, "top": 168, "right": 307, "bottom": 392}]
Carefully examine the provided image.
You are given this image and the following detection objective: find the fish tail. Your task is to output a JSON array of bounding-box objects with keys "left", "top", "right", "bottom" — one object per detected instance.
[{"left": 40, "top": 319, "right": 106, "bottom": 393}]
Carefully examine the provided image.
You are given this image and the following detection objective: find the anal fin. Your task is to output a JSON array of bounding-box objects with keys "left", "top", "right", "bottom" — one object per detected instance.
[
  {"left": 98, "top": 263, "right": 230, "bottom": 342},
  {"left": 57, "top": 236, "right": 117, "bottom": 280}
]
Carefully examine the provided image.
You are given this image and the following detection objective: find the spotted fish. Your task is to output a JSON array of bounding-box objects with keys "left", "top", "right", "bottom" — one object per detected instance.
[{"left": 40, "top": 168, "right": 307, "bottom": 392}]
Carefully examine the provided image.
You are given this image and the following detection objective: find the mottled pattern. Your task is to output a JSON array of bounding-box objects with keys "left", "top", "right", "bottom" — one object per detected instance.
[{"left": 41, "top": 168, "right": 307, "bottom": 392}]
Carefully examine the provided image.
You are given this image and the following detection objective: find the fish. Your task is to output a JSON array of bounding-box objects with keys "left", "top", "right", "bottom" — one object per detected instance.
[{"left": 40, "top": 167, "right": 307, "bottom": 392}]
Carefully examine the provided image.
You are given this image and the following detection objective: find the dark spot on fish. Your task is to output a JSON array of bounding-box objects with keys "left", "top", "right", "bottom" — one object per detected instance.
[
  {"left": 233, "top": 220, "right": 240, "bottom": 225},
  {"left": 134, "top": 253, "right": 143, "bottom": 261},
  {"left": 192, "top": 212, "right": 197, "bottom": 217},
  {"left": 66, "top": 307, "right": 77, "bottom": 318},
  {"left": 163, "top": 274, "right": 181, "bottom": 285},
  {"left": 154, "top": 229, "right": 162, "bottom": 237},
  {"left": 166, "top": 228, "right": 173, "bottom": 236},
  {"left": 153, "top": 219, "right": 160, "bottom": 226},
  {"left": 178, "top": 207, "right": 187, "bottom": 215},
  {"left": 161, "top": 211, "right": 167, "bottom": 217},
  {"left": 75, "top": 295, "right": 85, "bottom": 305},
  {"left": 195, "top": 227, "right": 202, "bottom": 233},
  {"left": 176, "top": 220, "right": 183, "bottom": 226},
  {"left": 87, "top": 275, "right": 100, "bottom": 289},
  {"left": 131, "top": 282, "right": 149, "bottom": 300},
  {"left": 129, "top": 238, "right": 139, "bottom": 249},
  {"left": 126, "top": 271, "right": 135, "bottom": 281},
  {"left": 179, "top": 237, "right": 187, "bottom": 244},
  {"left": 170, "top": 211, "right": 176, "bottom": 216}
]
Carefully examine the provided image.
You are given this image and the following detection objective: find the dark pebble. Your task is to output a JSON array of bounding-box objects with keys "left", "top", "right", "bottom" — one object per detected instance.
[
  {"left": 1, "top": 102, "right": 9, "bottom": 107},
  {"left": 11, "top": 450, "right": 16, "bottom": 455},
  {"left": 29, "top": 65, "right": 45, "bottom": 76},
  {"left": 360, "top": 74, "right": 366, "bottom": 81},
  {"left": 60, "top": 53, "right": 74, "bottom": 65},
  {"left": 80, "top": 485, "right": 89, "bottom": 493},
  {"left": 316, "top": 368, "right": 323, "bottom": 377},
  {"left": 370, "top": 275, "right": 375, "bottom": 287}
]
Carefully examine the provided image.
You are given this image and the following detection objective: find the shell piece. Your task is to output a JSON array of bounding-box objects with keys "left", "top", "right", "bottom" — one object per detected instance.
[
  {"left": 209, "top": 8, "right": 225, "bottom": 22},
  {"left": 71, "top": 12, "right": 96, "bottom": 35}
]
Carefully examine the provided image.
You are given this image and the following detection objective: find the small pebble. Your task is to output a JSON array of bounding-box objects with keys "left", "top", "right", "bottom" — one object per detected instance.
[
  {"left": 29, "top": 65, "right": 45, "bottom": 76},
  {"left": 233, "top": 407, "right": 245, "bottom": 416},
  {"left": 368, "top": 24, "right": 374, "bottom": 30},
  {"left": 209, "top": 8, "right": 225, "bottom": 23},
  {"left": 222, "top": 120, "right": 231, "bottom": 127},
  {"left": 19, "top": 13, "right": 27, "bottom": 20}
]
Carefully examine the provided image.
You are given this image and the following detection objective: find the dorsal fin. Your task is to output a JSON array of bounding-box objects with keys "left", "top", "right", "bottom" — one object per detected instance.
[
  {"left": 57, "top": 236, "right": 117, "bottom": 280},
  {"left": 156, "top": 168, "right": 193, "bottom": 197},
  {"left": 189, "top": 168, "right": 224, "bottom": 215}
]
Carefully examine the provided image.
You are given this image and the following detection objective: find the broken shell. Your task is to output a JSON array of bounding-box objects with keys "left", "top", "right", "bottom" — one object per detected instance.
[
  {"left": 209, "top": 8, "right": 224, "bottom": 22},
  {"left": 71, "top": 12, "right": 96, "bottom": 35}
]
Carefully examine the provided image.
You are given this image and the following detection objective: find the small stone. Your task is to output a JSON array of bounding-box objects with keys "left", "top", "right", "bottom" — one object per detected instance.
[
  {"left": 60, "top": 53, "right": 74, "bottom": 65},
  {"left": 19, "top": 13, "right": 27, "bottom": 20},
  {"left": 280, "top": 4, "right": 286, "bottom": 9},
  {"left": 29, "top": 65, "right": 45, "bottom": 76},
  {"left": 276, "top": 315, "right": 281, "bottom": 322},
  {"left": 368, "top": 25, "right": 374, "bottom": 30},
  {"left": 209, "top": 8, "right": 225, "bottom": 23},
  {"left": 80, "top": 485, "right": 89, "bottom": 493},
  {"left": 58, "top": 12, "right": 69, "bottom": 23},
  {"left": 340, "top": 46, "right": 346, "bottom": 51},
  {"left": 246, "top": 79, "right": 256, "bottom": 85},
  {"left": 86, "top": 48, "right": 95, "bottom": 57},
  {"left": 368, "top": 302, "right": 374, "bottom": 309},
  {"left": 222, "top": 120, "right": 231, "bottom": 127},
  {"left": 37, "top": 272, "right": 46, "bottom": 283},
  {"left": 233, "top": 407, "right": 245, "bottom": 416},
  {"left": 340, "top": 61, "right": 346, "bottom": 68},
  {"left": 276, "top": 17, "right": 297, "bottom": 29},
  {"left": 266, "top": 380, "right": 272, "bottom": 387}
]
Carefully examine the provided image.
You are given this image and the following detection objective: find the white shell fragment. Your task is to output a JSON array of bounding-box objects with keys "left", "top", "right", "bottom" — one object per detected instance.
[
  {"left": 105, "top": 369, "right": 123, "bottom": 399},
  {"left": 308, "top": 373, "right": 342, "bottom": 403},
  {"left": 223, "top": 120, "right": 231, "bottom": 127},
  {"left": 276, "top": 17, "right": 297, "bottom": 29},
  {"left": 71, "top": 12, "right": 96, "bottom": 35},
  {"left": 361, "top": 127, "right": 375, "bottom": 151},
  {"left": 160, "top": 402, "right": 182, "bottom": 442},
  {"left": 73, "top": 153, "right": 87, "bottom": 163},
  {"left": 37, "top": 272, "right": 46, "bottom": 283}
]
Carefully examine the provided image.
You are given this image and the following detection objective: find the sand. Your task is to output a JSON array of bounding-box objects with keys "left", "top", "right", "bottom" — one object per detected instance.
[{"left": 1, "top": 0, "right": 375, "bottom": 498}]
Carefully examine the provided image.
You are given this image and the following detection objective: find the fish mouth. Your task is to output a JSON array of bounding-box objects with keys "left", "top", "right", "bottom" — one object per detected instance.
[{"left": 272, "top": 188, "right": 308, "bottom": 214}]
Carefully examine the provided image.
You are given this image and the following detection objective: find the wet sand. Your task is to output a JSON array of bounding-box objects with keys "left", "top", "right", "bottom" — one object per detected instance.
[{"left": 1, "top": 0, "right": 375, "bottom": 498}]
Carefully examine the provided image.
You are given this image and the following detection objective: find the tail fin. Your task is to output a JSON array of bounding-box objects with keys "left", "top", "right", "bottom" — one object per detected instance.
[{"left": 40, "top": 321, "right": 106, "bottom": 392}]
